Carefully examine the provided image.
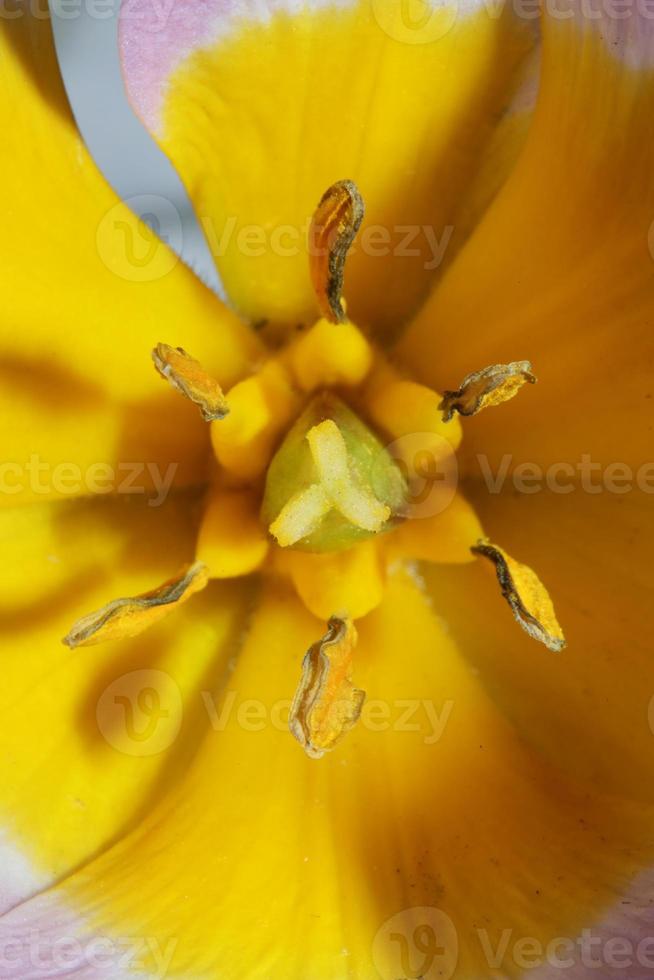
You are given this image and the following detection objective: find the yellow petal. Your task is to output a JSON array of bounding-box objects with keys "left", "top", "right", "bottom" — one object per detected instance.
[
  {"left": 399, "top": 4, "right": 654, "bottom": 474},
  {"left": 0, "top": 492, "right": 254, "bottom": 893},
  {"left": 25, "top": 573, "right": 654, "bottom": 977},
  {"left": 63, "top": 561, "right": 209, "bottom": 648},
  {"left": 426, "top": 486, "right": 654, "bottom": 803},
  {"left": 443, "top": 45, "right": 541, "bottom": 276},
  {"left": 289, "top": 616, "right": 364, "bottom": 759},
  {"left": 0, "top": 15, "right": 260, "bottom": 508},
  {"left": 120, "top": 0, "right": 535, "bottom": 332}
]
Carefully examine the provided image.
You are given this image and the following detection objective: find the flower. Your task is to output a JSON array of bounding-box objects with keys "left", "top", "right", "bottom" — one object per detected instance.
[{"left": 1, "top": 0, "right": 654, "bottom": 977}]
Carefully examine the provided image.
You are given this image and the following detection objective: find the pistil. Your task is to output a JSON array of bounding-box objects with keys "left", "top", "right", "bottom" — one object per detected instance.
[{"left": 261, "top": 393, "right": 407, "bottom": 553}]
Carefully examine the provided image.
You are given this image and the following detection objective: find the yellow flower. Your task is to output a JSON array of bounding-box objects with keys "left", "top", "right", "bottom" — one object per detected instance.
[{"left": 1, "top": 1, "right": 654, "bottom": 978}]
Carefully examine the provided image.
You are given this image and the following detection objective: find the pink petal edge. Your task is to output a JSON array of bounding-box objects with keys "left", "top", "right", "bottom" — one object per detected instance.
[
  {"left": 0, "top": 890, "right": 166, "bottom": 979},
  {"left": 118, "top": 0, "right": 654, "bottom": 137},
  {"left": 0, "top": 834, "right": 50, "bottom": 918},
  {"left": 1, "top": 836, "right": 654, "bottom": 980},
  {"left": 118, "top": 0, "right": 353, "bottom": 133}
]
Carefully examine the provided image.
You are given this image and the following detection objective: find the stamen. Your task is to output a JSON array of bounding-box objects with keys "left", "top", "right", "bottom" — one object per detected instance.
[
  {"left": 309, "top": 179, "right": 364, "bottom": 324},
  {"left": 285, "top": 541, "right": 385, "bottom": 620},
  {"left": 471, "top": 540, "right": 566, "bottom": 652},
  {"left": 386, "top": 493, "right": 483, "bottom": 565},
  {"left": 152, "top": 344, "right": 229, "bottom": 421},
  {"left": 440, "top": 361, "right": 536, "bottom": 422},
  {"left": 62, "top": 561, "right": 209, "bottom": 648},
  {"left": 289, "top": 616, "right": 365, "bottom": 759},
  {"left": 269, "top": 419, "right": 390, "bottom": 547},
  {"left": 196, "top": 488, "right": 270, "bottom": 578},
  {"left": 211, "top": 359, "right": 300, "bottom": 481},
  {"left": 289, "top": 318, "right": 373, "bottom": 392}
]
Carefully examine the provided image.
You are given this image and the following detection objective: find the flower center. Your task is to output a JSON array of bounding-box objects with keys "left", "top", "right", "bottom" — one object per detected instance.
[
  {"left": 62, "top": 179, "right": 566, "bottom": 762},
  {"left": 262, "top": 392, "right": 406, "bottom": 552}
]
